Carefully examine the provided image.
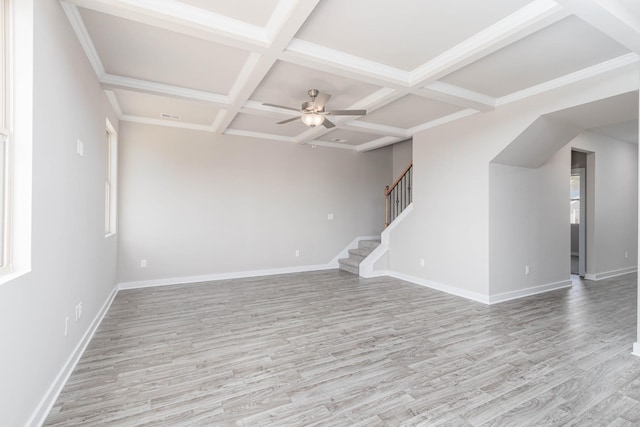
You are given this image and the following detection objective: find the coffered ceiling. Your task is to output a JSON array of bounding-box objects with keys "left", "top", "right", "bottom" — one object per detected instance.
[{"left": 60, "top": 0, "right": 640, "bottom": 151}]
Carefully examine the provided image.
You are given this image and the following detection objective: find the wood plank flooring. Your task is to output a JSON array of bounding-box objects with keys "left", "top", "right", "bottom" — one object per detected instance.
[{"left": 44, "top": 271, "right": 640, "bottom": 426}]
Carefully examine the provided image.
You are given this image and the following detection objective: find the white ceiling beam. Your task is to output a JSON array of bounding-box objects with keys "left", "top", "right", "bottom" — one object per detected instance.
[
  {"left": 60, "top": 0, "right": 270, "bottom": 51},
  {"left": 101, "top": 74, "right": 231, "bottom": 107},
  {"left": 417, "top": 82, "right": 496, "bottom": 111},
  {"left": 212, "top": 0, "right": 321, "bottom": 133},
  {"left": 555, "top": 0, "right": 640, "bottom": 54},
  {"left": 120, "top": 115, "right": 215, "bottom": 132},
  {"left": 496, "top": 52, "right": 640, "bottom": 106},
  {"left": 60, "top": 3, "right": 105, "bottom": 79},
  {"left": 356, "top": 136, "right": 405, "bottom": 152},
  {"left": 409, "top": 0, "right": 570, "bottom": 86}
]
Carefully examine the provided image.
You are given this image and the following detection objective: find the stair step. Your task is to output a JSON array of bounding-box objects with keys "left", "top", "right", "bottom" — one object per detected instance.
[
  {"left": 358, "top": 239, "right": 381, "bottom": 250},
  {"left": 338, "top": 239, "right": 381, "bottom": 275},
  {"left": 338, "top": 258, "right": 359, "bottom": 275}
]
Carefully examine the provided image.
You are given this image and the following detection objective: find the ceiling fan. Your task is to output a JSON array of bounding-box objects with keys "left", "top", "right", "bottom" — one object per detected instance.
[{"left": 263, "top": 89, "right": 366, "bottom": 128}]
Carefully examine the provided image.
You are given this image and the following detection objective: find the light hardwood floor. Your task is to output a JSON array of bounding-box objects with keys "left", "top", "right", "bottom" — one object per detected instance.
[{"left": 44, "top": 271, "right": 640, "bottom": 426}]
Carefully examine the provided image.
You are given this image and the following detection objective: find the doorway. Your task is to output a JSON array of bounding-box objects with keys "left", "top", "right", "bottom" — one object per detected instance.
[{"left": 570, "top": 150, "right": 587, "bottom": 277}]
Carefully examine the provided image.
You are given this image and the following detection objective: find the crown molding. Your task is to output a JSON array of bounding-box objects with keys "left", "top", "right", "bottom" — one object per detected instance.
[{"left": 60, "top": 3, "right": 105, "bottom": 79}]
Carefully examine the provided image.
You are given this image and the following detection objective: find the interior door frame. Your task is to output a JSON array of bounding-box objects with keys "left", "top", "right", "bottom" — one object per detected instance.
[{"left": 572, "top": 167, "right": 586, "bottom": 277}]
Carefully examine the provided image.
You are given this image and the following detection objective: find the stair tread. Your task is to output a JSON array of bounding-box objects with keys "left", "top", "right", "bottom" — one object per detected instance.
[{"left": 349, "top": 248, "right": 374, "bottom": 257}]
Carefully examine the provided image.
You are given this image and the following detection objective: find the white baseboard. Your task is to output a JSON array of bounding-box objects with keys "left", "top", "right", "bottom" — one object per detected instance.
[
  {"left": 27, "top": 285, "right": 119, "bottom": 427},
  {"left": 584, "top": 266, "right": 637, "bottom": 281},
  {"left": 488, "top": 280, "right": 572, "bottom": 304},
  {"left": 632, "top": 342, "right": 640, "bottom": 357},
  {"left": 118, "top": 264, "right": 334, "bottom": 290},
  {"left": 119, "top": 236, "right": 381, "bottom": 290},
  {"left": 384, "top": 270, "right": 491, "bottom": 304}
]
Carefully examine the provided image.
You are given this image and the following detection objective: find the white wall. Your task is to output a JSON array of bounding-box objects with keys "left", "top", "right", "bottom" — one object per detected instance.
[
  {"left": 382, "top": 65, "right": 639, "bottom": 301},
  {"left": 0, "top": 1, "right": 118, "bottom": 426},
  {"left": 117, "top": 122, "right": 392, "bottom": 285},
  {"left": 572, "top": 131, "right": 639, "bottom": 278},
  {"left": 392, "top": 139, "right": 412, "bottom": 179},
  {"left": 489, "top": 146, "right": 572, "bottom": 297}
]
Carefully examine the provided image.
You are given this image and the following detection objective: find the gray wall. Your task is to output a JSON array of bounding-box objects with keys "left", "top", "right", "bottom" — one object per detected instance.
[
  {"left": 0, "top": 1, "right": 119, "bottom": 425},
  {"left": 117, "top": 122, "right": 393, "bottom": 284}
]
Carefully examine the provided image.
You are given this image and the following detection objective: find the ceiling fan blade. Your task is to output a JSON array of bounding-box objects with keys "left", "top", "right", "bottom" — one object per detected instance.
[
  {"left": 322, "top": 118, "right": 336, "bottom": 128},
  {"left": 312, "top": 92, "right": 331, "bottom": 109},
  {"left": 263, "top": 103, "right": 300, "bottom": 112},
  {"left": 276, "top": 117, "right": 300, "bottom": 125},
  {"left": 326, "top": 109, "right": 367, "bottom": 116}
]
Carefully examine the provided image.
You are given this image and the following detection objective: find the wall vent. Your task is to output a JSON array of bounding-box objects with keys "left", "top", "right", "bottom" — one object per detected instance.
[{"left": 161, "top": 113, "right": 181, "bottom": 120}]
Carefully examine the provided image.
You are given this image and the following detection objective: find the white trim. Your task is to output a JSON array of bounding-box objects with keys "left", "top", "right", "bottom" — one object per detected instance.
[
  {"left": 118, "top": 264, "right": 333, "bottom": 290},
  {"left": 488, "top": 280, "right": 572, "bottom": 304},
  {"left": 100, "top": 73, "right": 230, "bottom": 107},
  {"left": 356, "top": 136, "right": 405, "bottom": 152},
  {"left": 408, "top": 109, "right": 479, "bottom": 135},
  {"left": 26, "top": 286, "right": 119, "bottom": 427},
  {"left": 120, "top": 114, "right": 215, "bottom": 132},
  {"left": 384, "top": 270, "right": 491, "bottom": 304},
  {"left": 60, "top": 3, "right": 105, "bottom": 79},
  {"left": 224, "top": 128, "right": 296, "bottom": 143},
  {"left": 118, "top": 235, "right": 380, "bottom": 290},
  {"left": 584, "top": 267, "right": 637, "bottom": 281},
  {"left": 496, "top": 53, "right": 639, "bottom": 106},
  {"left": 285, "top": 38, "right": 409, "bottom": 85},
  {"left": 632, "top": 342, "right": 640, "bottom": 357}
]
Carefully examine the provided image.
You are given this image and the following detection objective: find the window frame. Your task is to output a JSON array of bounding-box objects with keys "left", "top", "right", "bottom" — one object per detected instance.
[
  {"left": 0, "top": 0, "right": 13, "bottom": 275},
  {"left": 105, "top": 118, "right": 117, "bottom": 237}
]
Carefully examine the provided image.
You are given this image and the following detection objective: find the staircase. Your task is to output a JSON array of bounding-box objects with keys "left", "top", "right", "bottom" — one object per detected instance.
[{"left": 338, "top": 239, "right": 381, "bottom": 275}]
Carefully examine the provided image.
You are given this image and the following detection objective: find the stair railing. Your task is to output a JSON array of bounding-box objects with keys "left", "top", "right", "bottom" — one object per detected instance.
[{"left": 385, "top": 162, "right": 412, "bottom": 228}]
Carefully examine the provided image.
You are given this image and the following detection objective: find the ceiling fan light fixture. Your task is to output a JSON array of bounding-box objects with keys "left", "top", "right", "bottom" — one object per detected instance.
[{"left": 301, "top": 112, "right": 324, "bottom": 127}]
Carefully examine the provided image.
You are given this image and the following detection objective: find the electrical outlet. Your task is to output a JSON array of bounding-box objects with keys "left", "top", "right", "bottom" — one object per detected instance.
[
  {"left": 76, "top": 139, "right": 84, "bottom": 157},
  {"left": 328, "top": 213, "right": 334, "bottom": 220},
  {"left": 525, "top": 265, "right": 530, "bottom": 275},
  {"left": 140, "top": 259, "right": 147, "bottom": 268},
  {"left": 295, "top": 250, "right": 300, "bottom": 257},
  {"left": 625, "top": 251, "right": 629, "bottom": 259},
  {"left": 420, "top": 258, "right": 425, "bottom": 267}
]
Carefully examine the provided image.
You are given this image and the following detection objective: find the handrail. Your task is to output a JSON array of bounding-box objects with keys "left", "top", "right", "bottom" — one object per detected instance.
[{"left": 385, "top": 162, "right": 412, "bottom": 227}]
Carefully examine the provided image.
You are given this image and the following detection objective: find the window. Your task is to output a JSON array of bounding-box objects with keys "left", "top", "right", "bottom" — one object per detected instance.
[
  {"left": 105, "top": 118, "right": 117, "bottom": 236},
  {"left": 0, "top": 0, "right": 11, "bottom": 273},
  {"left": 570, "top": 174, "right": 580, "bottom": 224}
]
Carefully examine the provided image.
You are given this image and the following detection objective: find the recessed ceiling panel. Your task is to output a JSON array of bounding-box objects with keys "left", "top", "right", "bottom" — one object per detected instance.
[
  {"left": 176, "top": 0, "right": 279, "bottom": 27},
  {"left": 251, "top": 61, "right": 381, "bottom": 110},
  {"left": 316, "top": 129, "right": 381, "bottom": 146},
  {"left": 229, "top": 113, "right": 309, "bottom": 137},
  {"left": 361, "top": 95, "right": 463, "bottom": 129},
  {"left": 112, "top": 89, "right": 221, "bottom": 125},
  {"left": 295, "top": 0, "right": 536, "bottom": 71},
  {"left": 441, "top": 16, "right": 630, "bottom": 97},
  {"left": 80, "top": 8, "right": 249, "bottom": 94}
]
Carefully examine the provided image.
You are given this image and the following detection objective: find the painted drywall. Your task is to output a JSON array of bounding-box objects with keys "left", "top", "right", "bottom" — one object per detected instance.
[
  {"left": 0, "top": 1, "right": 119, "bottom": 426},
  {"left": 572, "top": 131, "right": 639, "bottom": 278},
  {"left": 489, "top": 146, "right": 572, "bottom": 296},
  {"left": 382, "top": 64, "right": 638, "bottom": 299},
  {"left": 392, "top": 139, "right": 412, "bottom": 179},
  {"left": 117, "top": 122, "right": 392, "bottom": 284}
]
